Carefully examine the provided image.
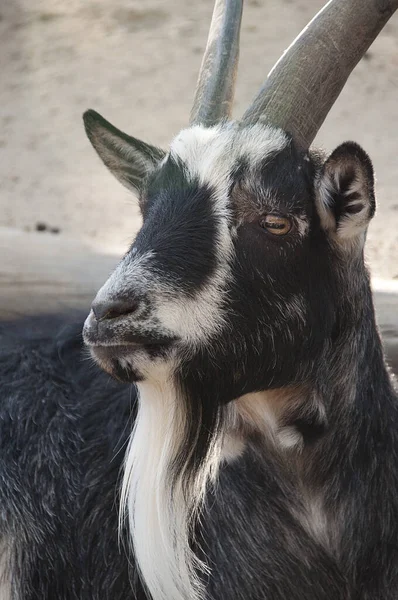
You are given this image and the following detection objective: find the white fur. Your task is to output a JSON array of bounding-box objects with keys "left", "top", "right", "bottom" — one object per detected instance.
[
  {"left": 120, "top": 363, "right": 225, "bottom": 600},
  {"left": 155, "top": 283, "right": 226, "bottom": 346},
  {"left": 170, "top": 123, "right": 288, "bottom": 192},
  {"left": 91, "top": 244, "right": 231, "bottom": 349},
  {"left": 221, "top": 389, "right": 307, "bottom": 463},
  {"left": 316, "top": 173, "right": 339, "bottom": 233},
  {"left": 337, "top": 176, "right": 371, "bottom": 240},
  {"left": 277, "top": 425, "right": 303, "bottom": 450},
  {"left": 296, "top": 483, "right": 340, "bottom": 555},
  {"left": 224, "top": 392, "right": 332, "bottom": 550},
  {"left": 301, "top": 494, "right": 330, "bottom": 548},
  {"left": 122, "top": 380, "right": 308, "bottom": 600}
]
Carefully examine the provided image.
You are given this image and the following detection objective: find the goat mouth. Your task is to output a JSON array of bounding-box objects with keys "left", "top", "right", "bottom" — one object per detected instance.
[
  {"left": 83, "top": 310, "right": 177, "bottom": 348},
  {"left": 88, "top": 340, "right": 176, "bottom": 384},
  {"left": 90, "top": 345, "right": 143, "bottom": 383},
  {"left": 83, "top": 311, "right": 178, "bottom": 383}
]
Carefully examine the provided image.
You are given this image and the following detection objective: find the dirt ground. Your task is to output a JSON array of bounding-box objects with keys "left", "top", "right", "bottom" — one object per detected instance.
[{"left": 1, "top": 0, "right": 398, "bottom": 278}]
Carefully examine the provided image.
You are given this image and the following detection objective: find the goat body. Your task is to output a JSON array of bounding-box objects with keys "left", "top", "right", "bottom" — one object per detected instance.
[
  {"left": 81, "top": 123, "right": 398, "bottom": 600},
  {"left": 1, "top": 122, "right": 398, "bottom": 600},
  {"left": 2, "top": 0, "right": 398, "bottom": 596}
]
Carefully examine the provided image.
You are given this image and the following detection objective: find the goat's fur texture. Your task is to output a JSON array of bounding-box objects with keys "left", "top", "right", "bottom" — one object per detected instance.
[
  {"left": 1, "top": 119, "right": 398, "bottom": 600},
  {"left": 0, "top": 317, "right": 145, "bottom": 599}
]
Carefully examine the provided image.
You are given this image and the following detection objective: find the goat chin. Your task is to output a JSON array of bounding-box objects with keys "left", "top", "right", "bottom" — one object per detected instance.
[{"left": 120, "top": 364, "right": 224, "bottom": 600}]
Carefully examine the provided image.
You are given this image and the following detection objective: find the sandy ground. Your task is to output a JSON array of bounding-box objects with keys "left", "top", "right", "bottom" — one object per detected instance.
[{"left": 1, "top": 0, "right": 398, "bottom": 278}]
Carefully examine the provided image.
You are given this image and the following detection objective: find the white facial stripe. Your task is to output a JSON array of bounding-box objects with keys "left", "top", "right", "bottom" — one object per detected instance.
[
  {"left": 160, "top": 123, "right": 289, "bottom": 344},
  {"left": 170, "top": 123, "right": 289, "bottom": 197}
]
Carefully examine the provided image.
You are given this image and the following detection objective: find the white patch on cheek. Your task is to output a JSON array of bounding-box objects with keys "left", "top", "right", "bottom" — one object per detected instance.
[
  {"left": 153, "top": 184, "right": 234, "bottom": 346},
  {"left": 154, "top": 263, "right": 231, "bottom": 345}
]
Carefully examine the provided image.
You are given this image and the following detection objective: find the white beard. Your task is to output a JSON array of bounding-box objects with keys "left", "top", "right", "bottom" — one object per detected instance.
[{"left": 120, "top": 364, "right": 224, "bottom": 600}]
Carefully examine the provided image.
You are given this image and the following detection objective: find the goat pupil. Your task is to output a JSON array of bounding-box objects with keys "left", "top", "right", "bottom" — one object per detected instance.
[{"left": 259, "top": 216, "right": 291, "bottom": 234}]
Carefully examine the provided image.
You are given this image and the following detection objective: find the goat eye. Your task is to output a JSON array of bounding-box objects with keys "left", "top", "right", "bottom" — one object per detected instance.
[{"left": 259, "top": 215, "right": 292, "bottom": 236}]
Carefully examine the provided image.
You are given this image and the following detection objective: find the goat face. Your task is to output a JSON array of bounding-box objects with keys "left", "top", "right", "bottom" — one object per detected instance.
[{"left": 83, "top": 112, "right": 375, "bottom": 402}]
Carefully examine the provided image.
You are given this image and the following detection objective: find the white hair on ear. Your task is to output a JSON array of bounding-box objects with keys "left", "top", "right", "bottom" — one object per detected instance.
[{"left": 315, "top": 144, "right": 375, "bottom": 244}]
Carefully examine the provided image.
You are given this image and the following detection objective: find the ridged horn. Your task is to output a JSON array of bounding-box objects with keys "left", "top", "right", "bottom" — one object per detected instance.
[
  {"left": 190, "top": 0, "right": 243, "bottom": 127},
  {"left": 241, "top": 0, "right": 398, "bottom": 149}
]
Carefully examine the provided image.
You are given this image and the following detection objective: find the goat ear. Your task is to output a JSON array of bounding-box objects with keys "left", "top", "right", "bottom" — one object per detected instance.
[
  {"left": 83, "top": 110, "right": 165, "bottom": 193},
  {"left": 316, "top": 142, "right": 375, "bottom": 241}
]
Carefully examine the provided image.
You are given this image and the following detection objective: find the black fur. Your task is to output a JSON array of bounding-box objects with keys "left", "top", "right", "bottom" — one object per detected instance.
[
  {"left": 0, "top": 316, "right": 143, "bottom": 599},
  {"left": 137, "top": 157, "right": 219, "bottom": 292}
]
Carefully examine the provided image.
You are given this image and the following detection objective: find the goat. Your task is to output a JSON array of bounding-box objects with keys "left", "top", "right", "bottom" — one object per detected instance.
[{"left": 1, "top": 0, "right": 398, "bottom": 598}]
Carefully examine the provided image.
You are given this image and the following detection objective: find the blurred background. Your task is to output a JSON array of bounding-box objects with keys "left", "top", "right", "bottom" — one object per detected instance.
[{"left": 1, "top": 0, "right": 398, "bottom": 279}]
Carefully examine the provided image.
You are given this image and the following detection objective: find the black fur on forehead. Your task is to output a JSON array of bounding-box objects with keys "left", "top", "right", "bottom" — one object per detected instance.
[
  {"left": 231, "top": 138, "right": 320, "bottom": 222},
  {"left": 255, "top": 139, "right": 318, "bottom": 205},
  {"left": 133, "top": 156, "right": 219, "bottom": 293}
]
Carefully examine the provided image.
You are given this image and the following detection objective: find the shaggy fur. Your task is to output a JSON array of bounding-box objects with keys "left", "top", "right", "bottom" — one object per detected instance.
[{"left": 0, "top": 317, "right": 142, "bottom": 599}]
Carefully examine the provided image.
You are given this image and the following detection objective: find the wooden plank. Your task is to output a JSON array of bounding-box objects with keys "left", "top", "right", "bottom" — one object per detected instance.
[{"left": 1, "top": 228, "right": 397, "bottom": 374}]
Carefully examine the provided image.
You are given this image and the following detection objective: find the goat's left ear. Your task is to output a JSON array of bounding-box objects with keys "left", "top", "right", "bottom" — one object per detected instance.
[{"left": 316, "top": 142, "right": 375, "bottom": 241}]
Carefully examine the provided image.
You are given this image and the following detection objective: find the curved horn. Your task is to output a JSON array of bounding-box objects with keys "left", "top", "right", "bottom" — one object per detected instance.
[
  {"left": 241, "top": 0, "right": 398, "bottom": 149},
  {"left": 190, "top": 0, "right": 243, "bottom": 127}
]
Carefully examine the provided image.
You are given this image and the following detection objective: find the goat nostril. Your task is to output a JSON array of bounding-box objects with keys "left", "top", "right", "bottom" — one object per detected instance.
[{"left": 92, "top": 299, "right": 139, "bottom": 322}]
